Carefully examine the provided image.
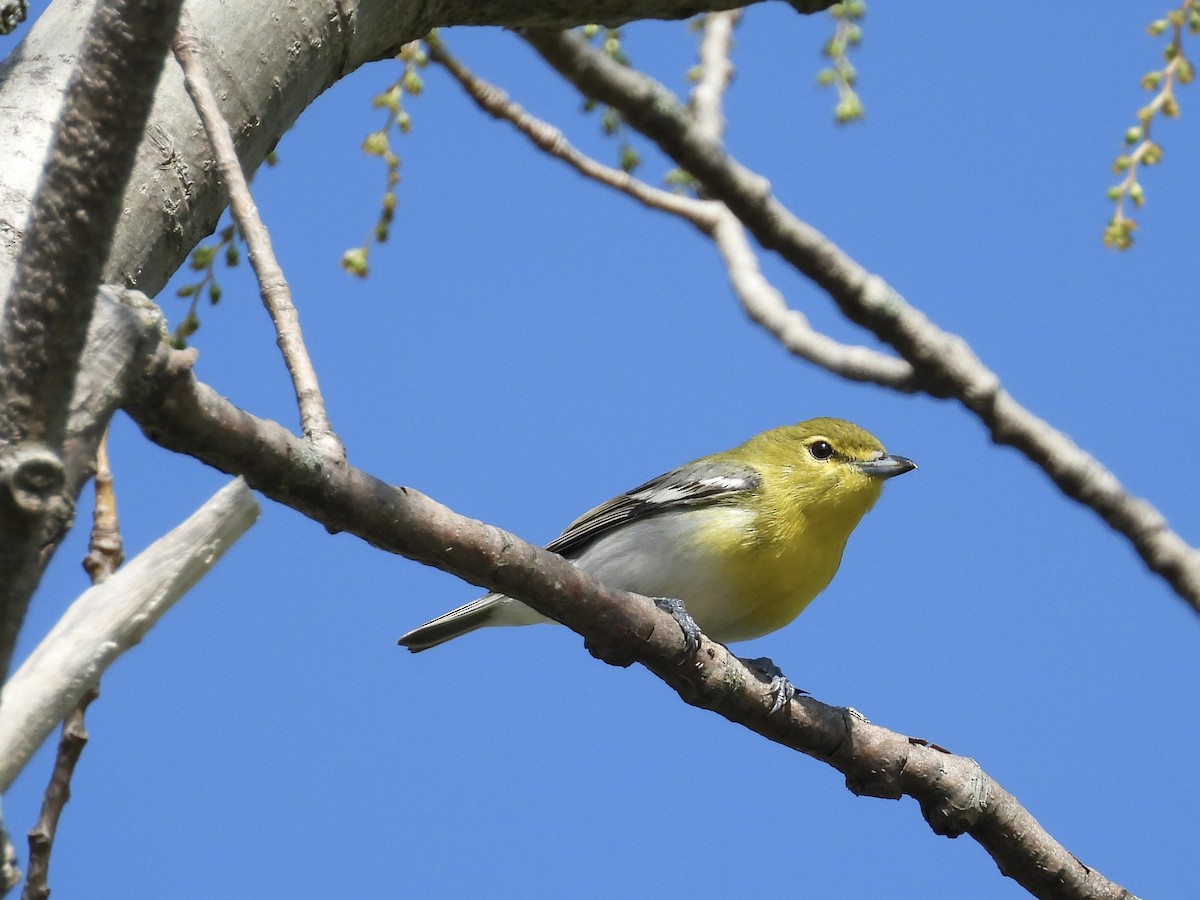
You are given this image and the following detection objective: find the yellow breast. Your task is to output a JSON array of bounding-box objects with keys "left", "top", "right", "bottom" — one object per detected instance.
[{"left": 693, "top": 467, "right": 882, "bottom": 642}]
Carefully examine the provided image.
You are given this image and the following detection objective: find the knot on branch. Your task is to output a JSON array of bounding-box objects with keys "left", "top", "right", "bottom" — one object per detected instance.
[
  {"left": 0, "top": 445, "right": 66, "bottom": 515},
  {"left": 842, "top": 753, "right": 905, "bottom": 800},
  {"left": 836, "top": 709, "right": 906, "bottom": 800},
  {"left": 917, "top": 757, "right": 991, "bottom": 838}
]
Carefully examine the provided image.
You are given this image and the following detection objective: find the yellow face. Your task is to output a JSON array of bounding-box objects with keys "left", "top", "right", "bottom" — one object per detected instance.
[{"left": 736, "top": 417, "right": 896, "bottom": 524}]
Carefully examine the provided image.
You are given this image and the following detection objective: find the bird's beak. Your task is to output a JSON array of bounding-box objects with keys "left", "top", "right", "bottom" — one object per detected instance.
[{"left": 856, "top": 453, "right": 917, "bottom": 479}]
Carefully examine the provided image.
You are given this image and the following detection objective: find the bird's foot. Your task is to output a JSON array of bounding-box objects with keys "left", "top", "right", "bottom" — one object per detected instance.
[
  {"left": 652, "top": 597, "right": 702, "bottom": 663},
  {"left": 741, "top": 656, "right": 805, "bottom": 714}
]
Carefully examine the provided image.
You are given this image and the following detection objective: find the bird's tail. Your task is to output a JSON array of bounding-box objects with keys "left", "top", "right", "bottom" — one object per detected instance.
[
  {"left": 398, "top": 595, "right": 503, "bottom": 652},
  {"left": 400, "top": 593, "right": 556, "bottom": 652}
]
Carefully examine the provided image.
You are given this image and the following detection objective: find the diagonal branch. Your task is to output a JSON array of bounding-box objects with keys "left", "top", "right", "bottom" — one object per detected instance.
[
  {"left": 427, "top": 35, "right": 914, "bottom": 389},
  {"left": 429, "top": 34, "right": 714, "bottom": 226},
  {"left": 125, "top": 341, "right": 1134, "bottom": 900},
  {"left": 520, "top": 26, "right": 1200, "bottom": 616},
  {"left": 0, "top": 478, "right": 259, "bottom": 792},
  {"left": 172, "top": 19, "right": 344, "bottom": 460},
  {"left": 21, "top": 688, "right": 97, "bottom": 900}
]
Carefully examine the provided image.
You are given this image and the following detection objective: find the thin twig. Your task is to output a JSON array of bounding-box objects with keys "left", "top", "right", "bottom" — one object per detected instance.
[
  {"left": 710, "top": 215, "right": 916, "bottom": 386},
  {"left": 691, "top": 10, "right": 740, "bottom": 143},
  {"left": 21, "top": 431, "right": 122, "bottom": 898},
  {"left": 688, "top": 14, "right": 916, "bottom": 387},
  {"left": 429, "top": 35, "right": 714, "bottom": 227},
  {"left": 172, "top": 20, "right": 344, "bottom": 460},
  {"left": 21, "top": 689, "right": 97, "bottom": 900},
  {"left": 427, "top": 36, "right": 912, "bottom": 388},
  {"left": 82, "top": 431, "right": 123, "bottom": 583},
  {"left": 522, "top": 27, "right": 1200, "bottom": 618}
]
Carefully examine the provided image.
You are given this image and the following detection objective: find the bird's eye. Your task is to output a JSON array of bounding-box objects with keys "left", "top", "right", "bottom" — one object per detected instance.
[{"left": 809, "top": 440, "right": 834, "bottom": 460}]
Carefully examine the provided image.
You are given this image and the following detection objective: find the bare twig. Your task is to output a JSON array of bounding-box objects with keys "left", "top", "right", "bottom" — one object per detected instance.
[
  {"left": 687, "top": 15, "right": 916, "bottom": 387},
  {"left": 429, "top": 35, "right": 713, "bottom": 226},
  {"left": 82, "top": 432, "right": 124, "bottom": 583},
  {"left": 690, "top": 10, "right": 740, "bottom": 143},
  {"left": 126, "top": 345, "right": 1135, "bottom": 900},
  {"left": 19, "top": 431, "right": 125, "bottom": 898},
  {"left": 172, "top": 20, "right": 344, "bottom": 460},
  {"left": 709, "top": 215, "right": 916, "bottom": 386},
  {"left": 521, "top": 27, "right": 1200, "bottom": 618},
  {"left": 427, "top": 36, "right": 913, "bottom": 388},
  {"left": 21, "top": 688, "right": 97, "bottom": 900}
]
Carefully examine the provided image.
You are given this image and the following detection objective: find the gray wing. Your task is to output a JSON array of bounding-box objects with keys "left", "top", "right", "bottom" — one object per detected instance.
[{"left": 546, "top": 458, "right": 761, "bottom": 558}]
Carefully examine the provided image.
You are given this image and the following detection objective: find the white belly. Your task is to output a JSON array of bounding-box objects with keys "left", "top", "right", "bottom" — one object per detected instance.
[{"left": 491, "top": 508, "right": 757, "bottom": 641}]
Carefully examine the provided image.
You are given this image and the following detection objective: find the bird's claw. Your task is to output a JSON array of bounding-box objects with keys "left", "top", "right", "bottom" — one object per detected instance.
[
  {"left": 741, "top": 656, "right": 804, "bottom": 714},
  {"left": 652, "top": 597, "right": 702, "bottom": 663}
]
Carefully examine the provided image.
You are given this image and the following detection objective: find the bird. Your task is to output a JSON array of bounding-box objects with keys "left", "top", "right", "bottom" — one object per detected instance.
[{"left": 399, "top": 418, "right": 915, "bottom": 661}]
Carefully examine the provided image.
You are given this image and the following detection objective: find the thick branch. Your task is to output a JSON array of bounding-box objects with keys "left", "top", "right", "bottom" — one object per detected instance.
[
  {"left": 0, "top": 0, "right": 822, "bottom": 303},
  {"left": 0, "top": 0, "right": 833, "bottom": 737},
  {"left": 125, "top": 347, "right": 1133, "bottom": 900},
  {"left": 521, "top": 27, "right": 1200, "bottom": 616},
  {"left": 0, "top": 0, "right": 179, "bottom": 448},
  {"left": 0, "top": 0, "right": 184, "bottom": 686}
]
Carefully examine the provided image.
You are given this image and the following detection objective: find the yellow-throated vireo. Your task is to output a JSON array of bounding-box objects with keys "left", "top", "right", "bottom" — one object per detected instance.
[{"left": 399, "top": 418, "right": 915, "bottom": 658}]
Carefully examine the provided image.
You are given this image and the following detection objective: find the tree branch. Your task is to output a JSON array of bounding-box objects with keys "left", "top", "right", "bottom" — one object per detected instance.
[
  {"left": 0, "top": 478, "right": 259, "bottom": 792},
  {"left": 172, "top": 20, "right": 344, "bottom": 460},
  {"left": 428, "top": 35, "right": 915, "bottom": 388},
  {"left": 0, "top": 0, "right": 184, "bottom": 687},
  {"left": 520, "top": 26, "right": 1200, "bottom": 616},
  {"left": 81, "top": 434, "right": 124, "bottom": 583},
  {"left": 124, "top": 342, "right": 1134, "bottom": 900},
  {"left": 689, "top": 14, "right": 917, "bottom": 386},
  {"left": 20, "top": 688, "right": 96, "bottom": 900},
  {"left": 0, "top": 0, "right": 824, "bottom": 303},
  {"left": 21, "top": 432, "right": 123, "bottom": 899},
  {"left": 690, "top": 10, "right": 739, "bottom": 143},
  {"left": 0, "top": 0, "right": 835, "bottom": 731}
]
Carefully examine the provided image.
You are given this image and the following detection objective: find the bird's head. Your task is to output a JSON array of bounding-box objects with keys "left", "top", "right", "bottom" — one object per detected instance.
[{"left": 738, "top": 417, "right": 916, "bottom": 525}]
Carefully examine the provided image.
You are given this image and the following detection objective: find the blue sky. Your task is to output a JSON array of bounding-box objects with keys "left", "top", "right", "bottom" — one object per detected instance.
[{"left": 5, "top": 2, "right": 1200, "bottom": 897}]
